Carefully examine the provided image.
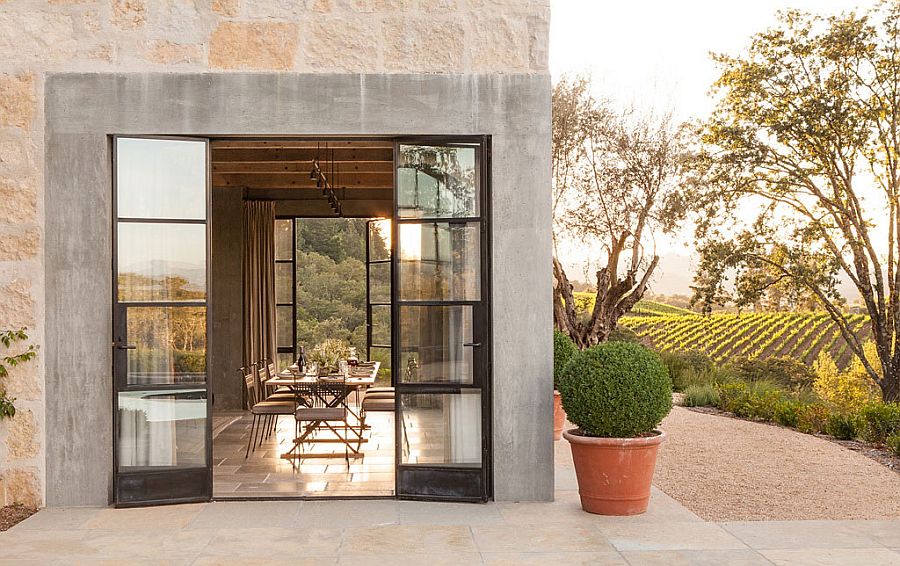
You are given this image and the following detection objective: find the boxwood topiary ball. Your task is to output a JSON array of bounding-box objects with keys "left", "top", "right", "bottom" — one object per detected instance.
[
  {"left": 553, "top": 330, "right": 578, "bottom": 390},
  {"left": 558, "top": 341, "right": 672, "bottom": 438}
]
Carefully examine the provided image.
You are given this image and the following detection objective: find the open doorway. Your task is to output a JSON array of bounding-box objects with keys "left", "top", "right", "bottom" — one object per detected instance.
[
  {"left": 111, "top": 136, "right": 491, "bottom": 504},
  {"left": 209, "top": 140, "right": 396, "bottom": 498}
]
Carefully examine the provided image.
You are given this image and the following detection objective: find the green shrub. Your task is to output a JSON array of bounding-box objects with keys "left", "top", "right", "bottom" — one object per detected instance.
[
  {"left": 796, "top": 403, "right": 830, "bottom": 434},
  {"left": 661, "top": 350, "right": 716, "bottom": 392},
  {"left": 682, "top": 384, "right": 720, "bottom": 407},
  {"left": 774, "top": 400, "right": 803, "bottom": 428},
  {"left": 729, "top": 357, "right": 817, "bottom": 390},
  {"left": 825, "top": 412, "right": 861, "bottom": 440},
  {"left": 887, "top": 433, "right": 900, "bottom": 457},
  {"left": 558, "top": 341, "right": 672, "bottom": 438},
  {"left": 858, "top": 403, "right": 900, "bottom": 445},
  {"left": 553, "top": 331, "right": 578, "bottom": 390},
  {"left": 608, "top": 326, "right": 640, "bottom": 343},
  {"left": 716, "top": 380, "right": 787, "bottom": 421}
]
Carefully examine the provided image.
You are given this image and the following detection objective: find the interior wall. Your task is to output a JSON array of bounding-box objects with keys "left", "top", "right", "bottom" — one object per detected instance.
[{"left": 209, "top": 186, "right": 244, "bottom": 411}]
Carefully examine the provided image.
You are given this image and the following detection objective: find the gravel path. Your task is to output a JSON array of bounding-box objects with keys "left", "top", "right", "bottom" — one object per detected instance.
[{"left": 653, "top": 406, "right": 900, "bottom": 521}]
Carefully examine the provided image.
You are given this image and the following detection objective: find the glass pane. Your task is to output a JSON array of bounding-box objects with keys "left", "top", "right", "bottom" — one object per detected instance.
[
  {"left": 400, "top": 391, "right": 481, "bottom": 465},
  {"left": 118, "top": 389, "right": 207, "bottom": 469},
  {"left": 399, "top": 305, "right": 473, "bottom": 384},
  {"left": 369, "top": 346, "right": 391, "bottom": 386},
  {"left": 398, "top": 222, "right": 480, "bottom": 301},
  {"left": 277, "top": 352, "right": 294, "bottom": 371},
  {"left": 117, "top": 222, "right": 206, "bottom": 302},
  {"left": 116, "top": 138, "right": 206, "bottom": 220},
  {"left": 369, "top": 261, "right": 391, "bottom": 304},
  {"left": 275, "top": 219, "right": 293, "bottom": 261},
  {"left": 276, "top": 305, "right": 293, "bottom": 350},
  {"left": 371, "top": 304, "right": 391, "bottom": 346},
  {"left": 397, "top": 145, "right": 478, "bottom": 219},
  {"left": 276, "top": 262, "right": 293, "bottom": 304},
  {"left": 369, "top": 219, "right": 391, "bottom": 261},
  {"left": 126, "top": 307, "right": 206, "bottom": 385}
]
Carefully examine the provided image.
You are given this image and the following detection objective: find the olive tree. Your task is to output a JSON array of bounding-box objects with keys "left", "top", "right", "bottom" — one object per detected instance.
[{"left": 552, "top": 76, "right": 692, "bottom": 348}]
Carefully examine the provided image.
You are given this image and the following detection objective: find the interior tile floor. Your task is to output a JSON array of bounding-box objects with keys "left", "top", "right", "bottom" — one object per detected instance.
[{"left": 212, "top": 408, "right": 395, "bottom": 498}]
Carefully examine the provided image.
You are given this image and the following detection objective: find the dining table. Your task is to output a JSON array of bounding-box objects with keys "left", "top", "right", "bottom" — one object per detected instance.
[{"left": 267, "top": 362, "right": 380, "bottom": 460}]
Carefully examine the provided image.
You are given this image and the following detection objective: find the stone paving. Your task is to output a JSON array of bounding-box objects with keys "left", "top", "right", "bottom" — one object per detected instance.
[{"left": 1, "top": 441, "right": 898, "bottom": 565}]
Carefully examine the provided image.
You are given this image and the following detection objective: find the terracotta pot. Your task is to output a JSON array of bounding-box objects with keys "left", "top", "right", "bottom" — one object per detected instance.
[
  {"left": 553, "top": 390, "right": 566, "bottom": 441},
  {"left": 563, "top": 428, "right": 666, "bottom": 515}
]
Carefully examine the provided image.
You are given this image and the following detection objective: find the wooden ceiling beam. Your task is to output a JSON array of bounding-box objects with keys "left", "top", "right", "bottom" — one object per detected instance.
[
  {"left": 211, "top": 147, "right": 393, "bottom": 162},
  {"left": 213, "top": 172, "right": 392, "bottom": 189},
  {"left": 212, "top": 160, "right": 394, "bottom": 174},
  {"left": 242, "top": 188, "right": 392, "bottom": 201},
  {"left": 211, "top": 140, "right": 393, "bottom": 149}
]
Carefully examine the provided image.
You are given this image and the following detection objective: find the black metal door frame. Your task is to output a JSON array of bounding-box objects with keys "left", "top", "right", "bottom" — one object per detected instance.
[
  {"left": 391, "top": 136, "right": 493, "bottom": 502},
  {"left": 111, "top": 135, "right": 213, "bottom": 507}
]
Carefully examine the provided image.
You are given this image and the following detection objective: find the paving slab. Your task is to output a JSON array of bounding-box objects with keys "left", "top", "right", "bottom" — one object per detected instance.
[
  {"left": 186, "top": 500, "right": 303, "bottom": 529},
  {"left": 621, "top": 549, "right": 774, "bottom": 565},
  {"left": 600, "top": 522, "right": 749, "bottom": 552},
  {"left": 722, "top": 520, "right": 887, "bottom": 550},
  {"left": 471, "top": 523, "right": 615, "bottom": 553},
  {"left": 760, "top": 547, "right": 900, "bottom": 565},
  {"left": 340, "top": 524, "right": 477, "bottom": 555},
  {"left": 481, "top": 551, "right": 627, "bottom": 565}
]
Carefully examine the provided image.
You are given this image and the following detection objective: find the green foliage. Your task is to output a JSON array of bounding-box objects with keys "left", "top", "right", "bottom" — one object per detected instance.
[
  {"left": 558, "top": 341, "right": 672, "bottom": 438},
  {"left": 858, "top": 403, "right": 900, "bottom": 445},
  {"left": 773, "top": 399, "right": 803, "bottom": 428},
  {"left": 295, "top": 218, "right": 385, "bottom": 358},
  {"left": 661, "top": 350, "right": 717, "bottom": 391},
  {"left": 887, "top": 433, "right": 900, "bottom": 457},
  {"left": 682, "top": 384, "right": 719, "bottom": 407},
  {"left": 552, "top": 330, "right": 577, "bottom": 390},
  {"left": 796, "top": 404, "right": 830, "bottom": 435},
  {"left": 729, "top": 357, "right": 816, "bottom": 391},
  {"left": 825, "top": 412, "right": 861, "bottom": 441},
  {"left": 0, "top": 328, "right": 36, "bottom": 420},
  {"left": 716, "top": 380, "right": 787, "bottom": 421}
]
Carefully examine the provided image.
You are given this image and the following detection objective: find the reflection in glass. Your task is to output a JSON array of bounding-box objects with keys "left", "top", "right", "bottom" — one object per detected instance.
[
  {"left": 275, "top": 263, "right": 293, "bottom": 304},
  {"left": 398, "top": 222, "right": 480, "bottom": 301},
  {"left": 126, "top": 307, "right": 206, "bottom": 385},
  {"left": 399, "top": 305, "right": 473, "bottom": 384},
  {"left": 276, "top": 305, "right": 293, "bottom": 350},
  {"left": 369, "top": 219, "right": 391, "bottom": 261},
  {"left": 400, "top": 391, "right": 481, "bottom": 465},
  {"left": 368, "top": 261, "right": 390, "bottom": 304},
  {"left": 397, "top": 145, "right": 478, "bottom": 218},
  {"left": 117, "top": 223, "right": 207, "bottom": 302},
  {"left": 371, "top": 304, "right": 391, "bottom": 346},
  {"left": 118, "top": 389, "right": 207, "bottom": 469},
  {"left": 116, "top": 138, "right": 206, "bottom": 220},
  {"left": 275, "top": 219, "right": 293, "bottom": 261}
]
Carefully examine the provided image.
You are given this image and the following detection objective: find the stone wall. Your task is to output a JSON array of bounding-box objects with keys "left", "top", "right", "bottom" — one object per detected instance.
[{"left": 0, "top": 0, "right": 550, "bottom": 507}]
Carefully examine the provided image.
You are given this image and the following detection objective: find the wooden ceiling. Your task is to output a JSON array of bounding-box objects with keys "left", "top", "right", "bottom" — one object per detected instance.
[{"left": 210, "top": 139, "right": 393, "bottom": 217}]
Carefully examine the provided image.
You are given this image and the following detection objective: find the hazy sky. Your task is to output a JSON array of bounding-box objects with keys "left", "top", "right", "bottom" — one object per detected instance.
[{"left": 549, "top": 0, "right": 876, "bottom": 292}]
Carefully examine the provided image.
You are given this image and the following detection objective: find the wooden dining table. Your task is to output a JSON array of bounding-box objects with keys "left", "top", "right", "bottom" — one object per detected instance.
[{"left": 267, "top": 363, "right": 379, "bottom": 460}]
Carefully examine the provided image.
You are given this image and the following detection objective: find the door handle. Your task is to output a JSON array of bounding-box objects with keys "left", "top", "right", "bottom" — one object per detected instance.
[
  {"left": 463, "top": 342, "right": 481, "bottom": 348},
  {"left": 115, "top": 344, "right": 136, "bottom": 350}
]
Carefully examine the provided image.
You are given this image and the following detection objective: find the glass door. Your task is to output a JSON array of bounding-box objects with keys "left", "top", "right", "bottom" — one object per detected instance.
[
  {"left": 393, "top": 140, "right": 491, "bottom": 501},
  {"left": 367, "top": 219, "right": 392, "bottom": 377},
  {"left": 112, "top": 136, "right": 211, "bottom": 506}
]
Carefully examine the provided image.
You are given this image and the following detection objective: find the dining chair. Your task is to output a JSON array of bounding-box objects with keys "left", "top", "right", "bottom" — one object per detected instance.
[{"left": 241, "top": 365, "right": 295, "bottom": 458}]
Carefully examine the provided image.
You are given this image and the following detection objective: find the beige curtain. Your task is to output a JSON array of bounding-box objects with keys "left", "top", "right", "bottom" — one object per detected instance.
[{"left": 243, "top": 200, "right": 276, "bottom": 379}]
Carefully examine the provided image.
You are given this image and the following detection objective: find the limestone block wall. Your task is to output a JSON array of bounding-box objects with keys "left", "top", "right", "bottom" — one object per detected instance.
[{"left": 0, "top": 0, "right": 550, "bottom": 507}]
